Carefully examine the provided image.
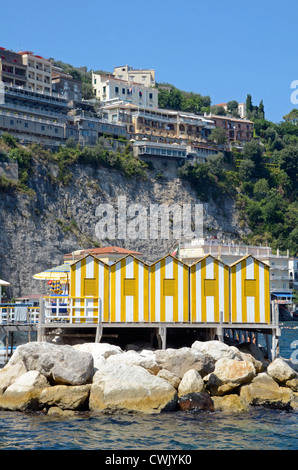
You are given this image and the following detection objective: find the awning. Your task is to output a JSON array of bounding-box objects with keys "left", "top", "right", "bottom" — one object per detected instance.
[
  {"left": 0, "top": 279, "right": 10, "bottom": 286},
  {"left": 272, "top": 293, "right": 293, "bottom": 297}
]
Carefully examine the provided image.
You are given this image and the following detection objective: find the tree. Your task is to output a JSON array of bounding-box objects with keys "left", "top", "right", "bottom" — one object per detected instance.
[
  {"left": 238, "top": 159, "right": 255, "bottom": 181},
  {"left": 278, "top": 146, "right": 298, "bottom": 189},
  {"left": 258, "top": 100, "right": 265, "bottom": 119},
  {"left": 210, "top": 105, "right": 226, "bottom": 116},
  {"left": 227, "top": 100, "right": 238, "bottom": 112},
  {"left": 208, "top": 128, "right": 226, "bottom": 145},
  {"left": 283, "top": 109, "right": 298, "bottom": 122},
  {"left": 227, "top": 100, "right": 239, "bottom": 117},
  {"left": 246, "top": 94, "right": 253, "bottom": 115},
  {"left": 242, "top": 140, "right": 264, "bottom": 176},
  {"left": 253, "top": 178, "right": 269, "bottom": 200},
  {"left": 82, "top": 82, "right": 94, "bottom": 100}
]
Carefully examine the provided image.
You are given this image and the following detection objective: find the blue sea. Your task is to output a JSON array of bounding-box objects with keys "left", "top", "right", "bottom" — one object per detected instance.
[{"left": 0, "top": 323, "right": 297, "bottom": 452}]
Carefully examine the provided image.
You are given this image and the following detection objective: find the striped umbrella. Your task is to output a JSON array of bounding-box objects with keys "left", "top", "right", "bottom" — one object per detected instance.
[{"left": 33, "top": 263, "right": 70, "bottom": 282}]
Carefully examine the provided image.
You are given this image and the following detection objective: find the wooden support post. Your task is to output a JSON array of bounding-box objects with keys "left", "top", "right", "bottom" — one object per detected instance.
[
  {"left": 216, "top": 311, "right": 224, "bottom": 342},
  {"left": 26, "top": 307, "right": 31, "bottom": 342},
  {"left": 158, "top": 326, "right": 167, "bottom": 350},
  {"left": 95, "top": 323, "right": 103, "bottom": 343},
  {"left": 265, "top": 334, "right": 271, "bottom": 361},
  {"left": 271, "top": 328, "right": 279, "bottom": 361},
  {"left": 5, "top": 332, "right": 8, "bottom": 363},
  {"left": 37, "top": 296, "right": 44, "bottom": 342},
  {"left": 10, "top": 332, "right": 13, "bottom": 356}
]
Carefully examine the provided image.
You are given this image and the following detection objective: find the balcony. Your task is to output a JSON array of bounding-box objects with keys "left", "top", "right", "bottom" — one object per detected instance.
[
  {"left": 0, "top": 108, "right": 64, "bottom": 127},
  {"left": 1, "top": 69, "right": 26, "bottom": 81},
  {"left": 2, "top": 101, "right": 67, "bottom": 121},
  {"left": 4, "top": 85, "right": 69, "bottom": 107},
  {"left": 132, "top": 111, "right": 177, "bottom": 123}
]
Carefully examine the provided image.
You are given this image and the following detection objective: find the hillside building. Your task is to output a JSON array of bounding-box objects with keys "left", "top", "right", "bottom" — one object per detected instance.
[
  {"left": 18, "top": 51, "right": 52, "bottom": 94},
  {"left": 52, "top": 66, "right": 82, "bottom": 102},
  {"left": 0, "top": 48, "right": 27, "bottom": 88},
  {"left": 101, "top": 101, "right": 215, "bottom": 145},
  {"left": 92, "top": 72, "right": 159, "bottom": 108},
  {"left": 113, "top": 65, "right": 156, "bottom": 88},
  {"left": 213, "top": 102, "right": 247, "bottom": 119},
  {"left": 208, "top": 115, "right": 253, "bottom": 145}
]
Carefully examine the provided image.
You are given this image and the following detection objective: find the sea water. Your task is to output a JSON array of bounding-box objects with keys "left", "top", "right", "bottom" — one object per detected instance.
[{"left": 0, "top": 323, "right": 297, "bottom": 451}]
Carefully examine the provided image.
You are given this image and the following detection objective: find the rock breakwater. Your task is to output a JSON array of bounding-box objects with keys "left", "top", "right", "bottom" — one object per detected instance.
[{"left": 0, "top": 340, "right": 297, "bottom": 415}]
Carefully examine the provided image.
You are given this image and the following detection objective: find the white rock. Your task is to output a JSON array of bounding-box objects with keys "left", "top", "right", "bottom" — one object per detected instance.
[
  {"left": 106, "top": 350, "right": 160, "bottom": 374},
  {"left": 0, "top": 371, "right": 49, "bottom": 411},
  {"left": 206, "top": 358, "right": 256, "bottom": 396},
  {"left": 178, "top": 369, "right": 204, "bottom": 397},
  {"left": 8, "top": 342, "right": 94, "bottom": 385},
  {"left": 5, "top": 370, "right": 49, "bottom": 393},
  {"left": 267, "top": 358, "right": 297, "bottom": 384},
  {"left": 154, "top": 347, "right": 214, "bottom": 378},
  {"left": 90, "top": 362, "right": 177, "bottom": 414},
  {"left": 157, "top": 369, "right": 181, "bottom": 389},
  {"left": 192, "top": 340, "right": 241, "bottom": 362},
  {"left": 73, "top": 342, "right": 122, "bottom": 359},
  {"left": 0, "top": 362, "right": 27, "bottom": 394}
]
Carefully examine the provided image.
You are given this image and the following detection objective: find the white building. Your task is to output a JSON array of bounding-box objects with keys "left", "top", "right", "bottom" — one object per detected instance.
[
  {"left": 113, "top": 65, "right": 155, "bottom": 88},
  {"left": 289, "top": 258, "right": 298, "bottom": 291},
  {"left": 18, "top": 51, "right": 52, "bottom": 94},
  {"left": 92, "top": 72, "right": 159, "bottom": 109}
]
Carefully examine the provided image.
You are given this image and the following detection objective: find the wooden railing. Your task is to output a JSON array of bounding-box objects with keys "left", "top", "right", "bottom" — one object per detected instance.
[
  {"left": 43, "top": 296, "right": 101, "bottom": 324},
  {"left": 0, "top": 304, "right": 39, "bottom": 324}
]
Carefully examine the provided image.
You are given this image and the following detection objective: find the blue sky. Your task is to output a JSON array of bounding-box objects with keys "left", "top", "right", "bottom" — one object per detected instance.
[{"left": 1, "top": 0, "right": 297, "bottom": 122}]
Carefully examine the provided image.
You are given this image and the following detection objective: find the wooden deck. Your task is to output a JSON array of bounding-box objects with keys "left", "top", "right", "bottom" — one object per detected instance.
[{"left": 0, "top": 298, "right": 281, "bottom": 360}]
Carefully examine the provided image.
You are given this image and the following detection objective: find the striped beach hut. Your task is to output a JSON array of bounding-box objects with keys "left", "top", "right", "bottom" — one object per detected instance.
[
  {"left": 70, "top": 254, "right": 109, "bottom": 323},
  {"left": 230, "top": 255, "right": 270, "bottom": 324},
  {"left": 150, "top": 254, "right": 189, "bottom": 323},
  {"left": 109, "top": 255, "right": 150, "bottom": 323},
  {"left": 190, "top": 255, "right": 229, "bottom": 323}
]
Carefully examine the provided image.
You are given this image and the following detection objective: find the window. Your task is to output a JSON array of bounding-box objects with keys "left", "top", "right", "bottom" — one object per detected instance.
[
  {"left": 115, "top": 86, "right": 119, "bottom": 93},
  {"left": 84, "top": 278, "right": 96, "bottom": 296},
  {"left": 10, "top": 120, "right": 14, "bottom": 125},
  {"left": 149, "top": 93, "right": 153, "bottom": 99},
  {"left": 124, "top": 278, "right": 136, "bottom": 295},
  {"left": 204, "top": 279, "right": 216, "bottom": 296},
  {"left": 55, "top": 128, "right": 58, "bottom": 133},
  {"left": 94, "top": 78, "right": 97, "bottom": 84},
  {"left": 244, "top": 279, "right": 256, "bottom": 297},
  {"left": 163, "top": 279, "right": 175, "bottom": 296},
  {"left": 24, "top": 122, "right": 28, "bottom": 128},
  {"left": 122, "top": 88, "right": 125, "bottom": 94},
  {"left": 139, "top": 91, "right": 143, "bottom": 97}
]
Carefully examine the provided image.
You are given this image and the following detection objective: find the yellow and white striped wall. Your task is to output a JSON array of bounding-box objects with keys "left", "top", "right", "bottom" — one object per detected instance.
[
  {"left": 230, "top": 255, "right": 270, "bottom": 324},
  {"left": 190, "top": 255, "right": 230, "bottom": 323},
  {"left": 150, "top": 255, "right": 189, "bottom": 323},
  {"left": 67, "top": 252, "right": 271, "bottom": 326},
  {"left": 109, "top": 255, "right": 150, "bottom": 322},
  {"left": 70, "top": 254, "right": 109, "bottom": 323}
]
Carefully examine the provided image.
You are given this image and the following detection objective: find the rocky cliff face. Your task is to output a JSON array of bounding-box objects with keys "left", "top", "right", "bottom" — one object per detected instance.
[{"left": 0, "top": 155, "right": 247, "bottom": 298}]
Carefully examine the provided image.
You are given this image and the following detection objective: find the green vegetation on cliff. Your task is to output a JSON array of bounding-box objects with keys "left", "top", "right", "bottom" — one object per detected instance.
[{"left": 178, "top": 114, "right": 298, "bottom": 255}]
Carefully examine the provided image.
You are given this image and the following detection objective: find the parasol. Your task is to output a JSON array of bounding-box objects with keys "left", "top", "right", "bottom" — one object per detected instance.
[{"left": 33, "top": 263, "right": 70, "bottom": 282}]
